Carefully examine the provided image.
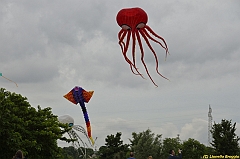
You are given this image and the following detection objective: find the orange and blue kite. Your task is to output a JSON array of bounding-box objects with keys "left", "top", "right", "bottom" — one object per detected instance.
[{"left": 64, "top": 86, "right": 94, "bottom": 145}]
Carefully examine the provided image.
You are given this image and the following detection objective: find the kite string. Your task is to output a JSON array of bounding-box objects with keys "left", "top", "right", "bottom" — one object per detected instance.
[{"left": 1, "top": 76, "right": 18, "bottom": 87}]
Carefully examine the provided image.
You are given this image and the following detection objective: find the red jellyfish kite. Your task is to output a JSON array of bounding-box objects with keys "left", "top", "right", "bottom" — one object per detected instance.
[{"left": 116, "top": 7, "right": 169, "bottom": 87}]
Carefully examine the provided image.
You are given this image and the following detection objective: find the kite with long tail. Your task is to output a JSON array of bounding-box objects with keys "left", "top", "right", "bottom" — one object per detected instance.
[
  {"left": 63, "top": 86, "right": 94, "bottom": 145},
  {"left": 0, "top": 72, "right": 18, "bottom": 87}
]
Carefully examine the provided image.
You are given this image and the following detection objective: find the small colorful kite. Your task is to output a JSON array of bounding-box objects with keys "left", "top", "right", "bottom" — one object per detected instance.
[
  {"left": 64, "top": 86, "right": 94, "bottom": 145},
  {"left": 0, "top": 72, "right": 18, "bottom": 87},
  {"left": 116, "top": 7, "right": 169, "bottom": 87}
]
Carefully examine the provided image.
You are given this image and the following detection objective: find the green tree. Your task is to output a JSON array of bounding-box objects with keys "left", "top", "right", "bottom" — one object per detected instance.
[
  {"left": 0, "top": 88, "right": 71, "bottom": 159},
  {"left": 211, "top": 119, "right": 240, "bottom": 155},
  {"left": 83, "top": 147, "right": 94, "bottom": 158},
  {"left": 98, "top": 146, "right": 107, "bottom": 158},
  {"left": 130, "top": 129, "right": 162, "bottom": 159},
  {"left": 61, "top": 146, "right": 94, "bottom": 159},
  {"left": 161, "top": 137, "right": 182, "bottom": 159},
  {"left": 204, "top": 146, "right": 215, "bottom": 156},
  {"left": 61, "top": 146, "right": 78, "bottom": 159},
  {"left": 98, "top": 132, "right": 129, "bottom": 159},
  {"left": 181, "top": 138, "right": 205, "bottom": 159}
]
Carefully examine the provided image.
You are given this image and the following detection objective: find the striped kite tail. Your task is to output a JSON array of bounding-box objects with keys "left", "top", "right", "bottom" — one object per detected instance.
[{"left": 80, "top": 102, "right": 94, "bottom": 145}]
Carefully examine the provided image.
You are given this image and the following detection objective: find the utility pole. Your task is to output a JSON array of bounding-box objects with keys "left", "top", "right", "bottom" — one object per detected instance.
[{"left": 208, "top": 104, "right": 213, "bottom": 145}]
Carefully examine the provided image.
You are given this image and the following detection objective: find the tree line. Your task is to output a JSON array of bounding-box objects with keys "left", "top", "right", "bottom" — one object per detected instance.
[
  {"left": 97, "top": 123, "right": 240, "bottom": 159},
  {"left": 0, "top": 88, "right": 239, "bottom": 159}
]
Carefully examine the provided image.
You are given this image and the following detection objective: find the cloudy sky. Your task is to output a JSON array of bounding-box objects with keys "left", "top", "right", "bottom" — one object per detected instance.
[{"left": 1, "top": 0, "right": 240, "bottom": 149}]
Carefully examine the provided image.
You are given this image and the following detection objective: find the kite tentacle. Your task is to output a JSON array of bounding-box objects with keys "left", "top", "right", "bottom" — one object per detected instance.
[
  {"left": 131, "top": 30, "right": 137, "bottom": 66},
  {"left": 129, "top": 30, "right": 145, "bottom": 77},
  {"left": 123, "top": 31, "right": 144, "bottom": 77},
  {"left": 139, "top": 29, "right": 169, "bottom": 81},
  {"left": 145, "top": 25, "right": 169, "bottom": 59},
  {"left": 123, "top": 31, "right": 133, "bottom": 65},
  {"left": 118, "top": 29, "right": 127, "bottom": 53},
  {"left": 73, "top": 125, "right": 93, "bottom": 146},
  {"left": 136, "top": 30, "right": 158, "bottom": 87},
  {"left": 68, "top": 130, "right": 86, "bottom": 156},
  {"left": 142, "top": 28, "right": 169, "bottom": 60},
  {"left": 118, "top": 29, "right": 124, "bottom": 40}
]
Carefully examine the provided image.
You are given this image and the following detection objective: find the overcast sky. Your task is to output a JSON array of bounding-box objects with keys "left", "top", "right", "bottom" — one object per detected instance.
[{"left": 1, "top": 0, "right": 240, "bottom": 149}]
